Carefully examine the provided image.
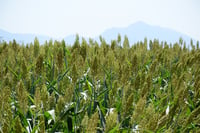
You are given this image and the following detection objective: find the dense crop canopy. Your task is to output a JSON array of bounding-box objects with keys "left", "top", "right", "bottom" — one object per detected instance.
[{"left": 0, "top": 37, "right": 200, "bottom": 132}]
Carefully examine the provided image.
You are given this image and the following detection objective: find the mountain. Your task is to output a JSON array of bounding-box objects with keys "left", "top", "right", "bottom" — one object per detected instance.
[
  {"left": 0, "top": 29, "right": 82, "bottom": 45},
  {"left": 0, "top": 29, "right": 52, "bottom": 44},
  {"left": 0, "top": 22, "right": 197, "bottom": 45},
  {"left": 98, "top": 21, "right": 195, "bottom": 45}
]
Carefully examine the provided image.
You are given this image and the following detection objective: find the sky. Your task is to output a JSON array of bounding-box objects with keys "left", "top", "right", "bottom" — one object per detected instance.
[{"left": 0, "top": 0, "right": 200, "bottom": 39}]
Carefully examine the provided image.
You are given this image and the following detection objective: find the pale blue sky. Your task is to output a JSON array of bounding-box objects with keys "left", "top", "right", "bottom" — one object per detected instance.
[{"left": 0, "top": 0, "right": 199, "bottom": 39}]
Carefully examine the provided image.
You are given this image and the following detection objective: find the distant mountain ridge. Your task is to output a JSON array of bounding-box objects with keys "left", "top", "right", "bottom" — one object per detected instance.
[
  {"left": 0, "top": 29, "right": 52, "bottom": 44},
  {"left": 99, "top": 21, "right": 195, "bottom": 45},
  {"left": 0, "top": 22, "right": 197, "bottom": 45}
]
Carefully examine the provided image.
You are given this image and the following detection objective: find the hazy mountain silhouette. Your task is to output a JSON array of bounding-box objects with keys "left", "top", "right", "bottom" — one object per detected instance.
[
  {"left": 0, "top": 22, "right": 196, "bottom": 45},
  {"left": 0, "top": 29, "right": 51, "bottom": 44},
  {"left": 98, "top": 21, "right": 194, "bottom": 45}
]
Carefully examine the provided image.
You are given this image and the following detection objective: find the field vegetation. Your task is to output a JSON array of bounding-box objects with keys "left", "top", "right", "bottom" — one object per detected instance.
[{"left": 0, "top": 35, "right": 200, "bottom": 132}]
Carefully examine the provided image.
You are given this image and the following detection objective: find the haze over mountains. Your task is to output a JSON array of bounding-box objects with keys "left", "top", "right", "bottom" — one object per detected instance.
[{"left": 0, "top": 22, "right": 196, "bottom": 45}]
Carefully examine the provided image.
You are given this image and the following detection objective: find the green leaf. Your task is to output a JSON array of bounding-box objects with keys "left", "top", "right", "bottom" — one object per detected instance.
[
  {"left": 31, "top": 123, "right": 40, "bottom": 133},
  {"left": 108, "top": 124, "right": 120, "bottom": 133},
  {"left": 7, "top": 65, "right": 21, "bottom": 79},
  {"left": 16, "top": 109, "right": 29, "bottom": 127},
  {"left": 97, "top": 104, "right": 106, "bottom": 129},
  {"left": 86, "top": 79, "right": 93, "bottom": 96},
  {"left": 57, "top": 68, "right": 70, "bottom": 82},
  {"left": 44, "top": 111, "right": 53, "bottom": 121},
  {"left": 32, "top": 76, "right": 42, "bottom": 87},
  {"left": 50, "top": 102, "right": 75, "bottom": 132},
  {"left": 65, "top": 48, "right": 71, "bottom": 56},
  {"left": 28, "top": 95, "right": 35, "bottom": 105}
]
